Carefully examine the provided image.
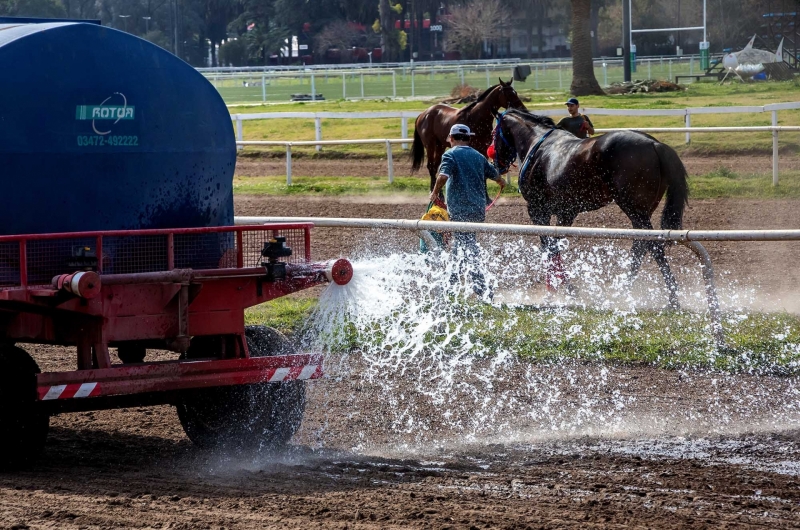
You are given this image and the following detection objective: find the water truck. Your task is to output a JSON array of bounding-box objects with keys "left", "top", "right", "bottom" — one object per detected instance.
[{"left": 0, "top": 17, "right": 351, "bottom": 468}]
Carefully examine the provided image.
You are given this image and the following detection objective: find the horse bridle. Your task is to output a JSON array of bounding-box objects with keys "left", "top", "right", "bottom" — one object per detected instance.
[
  {"left": 491, "top": 112, "right": 556, "bottom": 187},
  {"left": 491, "top": 111, "right": 517, "bottom": 175}
]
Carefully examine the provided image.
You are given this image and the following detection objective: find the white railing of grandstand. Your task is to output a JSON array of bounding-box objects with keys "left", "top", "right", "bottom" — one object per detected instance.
[{"left": 234, "top": 102, "right": 800, "bottom": 186}]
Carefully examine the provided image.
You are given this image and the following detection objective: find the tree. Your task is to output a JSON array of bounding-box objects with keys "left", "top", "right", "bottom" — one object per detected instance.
[
  {"left": 446, "top": 0, "right": 511, "bottom": 59},
  {"left": 377, "top": 0, "right": 403, "bottom": 62},
  {"left": 0, "top": 0, "right": 66, "bottom": 17},
  {"left": 568, "top": 0, "right": 603, "bottom": 95},
  {"left": 315, "top": 19, "right": 360, "bottom": 61}
]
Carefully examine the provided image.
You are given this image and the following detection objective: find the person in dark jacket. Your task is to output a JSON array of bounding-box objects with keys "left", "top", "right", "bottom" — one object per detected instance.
[{"left": 557, "top": 97, "right": 595, "bottom": 138}]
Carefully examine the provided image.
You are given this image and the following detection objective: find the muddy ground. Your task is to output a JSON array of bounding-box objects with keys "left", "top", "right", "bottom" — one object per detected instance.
[{"left": 2, "top": 157, "right": 800, "bottom": 529}]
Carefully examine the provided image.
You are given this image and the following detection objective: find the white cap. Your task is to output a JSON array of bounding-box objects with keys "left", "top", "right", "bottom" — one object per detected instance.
[{"left": 449, "top": 124, "right": 475, "bottom": 137}]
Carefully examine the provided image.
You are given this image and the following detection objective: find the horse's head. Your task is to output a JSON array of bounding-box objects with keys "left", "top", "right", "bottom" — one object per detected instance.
[
  {"left": 497, "top": 78, "right": 527, "bottom": 111},
  {"left": 489, "top": 112, "right": 518, "bottom": 175},
  {"left": 489, "top": 110, "right": 556, "bottom": 175}
]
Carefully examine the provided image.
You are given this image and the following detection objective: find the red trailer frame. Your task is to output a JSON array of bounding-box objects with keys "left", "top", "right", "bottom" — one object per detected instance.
[{"left": 0, "top": 223, "right": 351, "bottom": 414}]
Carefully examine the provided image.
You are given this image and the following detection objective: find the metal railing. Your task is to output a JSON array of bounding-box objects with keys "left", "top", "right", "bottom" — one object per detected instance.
[
  {"left": 234, "top": 216, "right": 800, "bottom": 348},
  {"left": 210, "top": 56, "right": 716, "bottom": 104}
]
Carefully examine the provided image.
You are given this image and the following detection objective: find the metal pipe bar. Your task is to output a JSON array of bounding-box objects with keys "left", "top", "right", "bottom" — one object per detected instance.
[
  {"left": 632, "top": 26, "right": 705, "bottom": 33},
  {"left": 234, "top": 217, "right": 800, "bottom": 243}
]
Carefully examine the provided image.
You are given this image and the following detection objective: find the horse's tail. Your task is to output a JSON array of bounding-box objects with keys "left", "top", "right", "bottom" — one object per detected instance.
[
  {"left": 411, "top": 125, "right": 425, "bottom": 173},
  {"left": 655, "top": 142, "right": 690, "bottom": 230}
]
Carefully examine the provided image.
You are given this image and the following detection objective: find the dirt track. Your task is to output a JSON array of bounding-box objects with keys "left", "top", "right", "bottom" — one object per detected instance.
[{"left": 3, "top": 168, "right": 800, "bottom": 528}]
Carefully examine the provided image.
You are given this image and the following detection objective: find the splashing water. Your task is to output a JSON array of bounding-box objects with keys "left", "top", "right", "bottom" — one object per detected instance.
[{"left": 298, "top": 234, "right": 800, "bottom": 453}]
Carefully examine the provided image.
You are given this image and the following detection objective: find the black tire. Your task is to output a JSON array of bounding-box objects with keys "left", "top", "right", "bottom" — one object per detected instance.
[
  {"left": 0, "top": 344, "right": 49, "bottom": 470},
  {"left": 175, "top": 326, "right": 306, "bottom": 452}
]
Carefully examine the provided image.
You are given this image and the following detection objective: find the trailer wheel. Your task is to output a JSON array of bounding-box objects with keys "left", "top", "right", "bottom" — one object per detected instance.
[
  {"left": 0, "top": 345, "right": 49, "bottom": 469},
  {"left": 176, "top": 326, "right": 306, "bottom": 452}
]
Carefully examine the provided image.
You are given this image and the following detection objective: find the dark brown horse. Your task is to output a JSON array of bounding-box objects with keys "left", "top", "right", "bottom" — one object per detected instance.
[
  {"left": 492, "top": 109, "right": 689, "bottom": 308},
  {"left": 411, "top": 79, "right": 527, "bottom": 190}
]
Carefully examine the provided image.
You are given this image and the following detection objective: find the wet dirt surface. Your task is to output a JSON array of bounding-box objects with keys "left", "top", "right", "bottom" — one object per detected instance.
[{"left": 3, "top": 167, "right": 800, "bottom": 528}]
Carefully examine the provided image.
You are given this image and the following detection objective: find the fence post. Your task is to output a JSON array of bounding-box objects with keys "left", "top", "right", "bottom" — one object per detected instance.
[
  {"left": 261, "top": 75, "right": 266, "bottom": 102},
  {"left": 360, "top": 73, "right": 365, "bottom": 98},
  {"left": 535, "top": 64, "right": 539, "bottom": 89},
  {"left": 286, "top": 144, "right": 292, "bottom": 186},
  {"left": 558, "top": 64, "right": 562, "bottom": 90},
  {"left": 459, "top": 67, "right": 464, "bottom": 86},
  {"left": 773, "top": 110, "right": 779, "bottom": 186},
  {"left": 392, "top": 70, "right": 397, "bottom": 98},
  {"left": 689, "top": 57, "right": 694, "bottom": 76},
  {"left": 602, "top": 63, "right": 607, "bottom": 86},
  {"left": 486, "top": 67, "right": 490, "bottom": 88},
  {"left": 685, "top": 112, "right": 691, "bottom": 144},
  {"left": 401, "top": 118, "right": 408, "bottom": 150},
  {"left": 669, "top": 59, "right": 673, "bottom": 81},
  {"left": 412, "top": 70, "right": 415, "bottom": 97},
  {"left": 311, "top": 73, "right": 316, "bottom": 101},
  {"left": 342, "top": 72, "right": 346, "bottom": 99},
  {"left": 315, "top": 117, "right": 322, "bottom": 152},
  {"left": 648, "top": 60, "right": 651, "bottom": 80},
  {"left": 235, "top": 115, "right": 243, "bottom": 151},
  {"left": 386, "top": 140, "right": 394, "bottom": 183}
]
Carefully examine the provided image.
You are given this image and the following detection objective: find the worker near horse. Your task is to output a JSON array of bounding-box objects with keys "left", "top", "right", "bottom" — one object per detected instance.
[
  {"left": 429, "top": 124, "right": 506, "bottom": 296},
  {"left": 557, "top": 97, "right": 595, "bottom": 138}
]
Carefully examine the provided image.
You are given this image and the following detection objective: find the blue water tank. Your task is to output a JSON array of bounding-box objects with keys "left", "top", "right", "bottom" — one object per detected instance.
[{"left": 0, "top": 21, "right": 235, "bottom": 236}]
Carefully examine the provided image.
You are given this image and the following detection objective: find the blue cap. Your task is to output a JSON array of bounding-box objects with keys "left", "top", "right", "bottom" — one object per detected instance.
[{"left": 565, "top": 97, "right": 579, "bottom": 106}]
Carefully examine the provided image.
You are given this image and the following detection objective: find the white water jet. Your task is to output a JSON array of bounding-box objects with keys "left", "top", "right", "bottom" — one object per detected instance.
[{"left": 298, "top": 235, "right": 800, "bottom": 452}]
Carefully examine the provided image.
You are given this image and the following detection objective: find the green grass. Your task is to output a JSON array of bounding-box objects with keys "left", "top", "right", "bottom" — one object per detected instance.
[
  {"left": 244, "top": 295, "right": 318, "bottom": 337},
  {"left": 233, "top": 170, "right": 800, "bottom": 199},
  {"left": 245, "top": 296, "right": 800, "bottom": 374}
]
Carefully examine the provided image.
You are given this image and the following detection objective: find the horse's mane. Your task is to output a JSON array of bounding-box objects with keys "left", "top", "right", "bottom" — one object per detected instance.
[
  {"left": 460, "top": 84, "right": 500, "bottom": 112},
  {"left": 505, "top": 108, "right": 557, "bottom": 128}
]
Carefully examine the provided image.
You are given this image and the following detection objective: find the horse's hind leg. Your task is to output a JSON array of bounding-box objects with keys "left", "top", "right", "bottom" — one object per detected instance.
[
  {"left": 650, "top": 241, "right": 679, "bottom": 310},
  {"left": 626, "top": 216, "right": 679, "bottom": 310}
]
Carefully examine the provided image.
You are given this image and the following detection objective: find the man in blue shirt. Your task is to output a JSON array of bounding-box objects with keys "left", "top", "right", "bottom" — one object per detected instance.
[{"left": 429, "top": 124, "right": 505, "bottom": 296}]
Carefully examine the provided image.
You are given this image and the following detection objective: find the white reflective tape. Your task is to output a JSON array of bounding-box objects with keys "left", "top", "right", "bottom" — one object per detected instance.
[
  {"left": 70, "top": 272, "right": 85, "bottom": 297},
  {"left": 43, "top": 385, "right": 67, "bottom": 400},
  {"left": 269, "top": 367, "right": 291, "bottom": 382},
  {"left": 73, "top": 382, "right": 97, "bottom": 398},
  {"left": 298, "top": 365, "right": 318, "bottom": 380}
]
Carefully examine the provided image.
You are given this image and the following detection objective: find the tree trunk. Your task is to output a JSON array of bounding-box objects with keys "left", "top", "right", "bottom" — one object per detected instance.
[
  {"left": 379, "top": 0, "right": 396, "bottom": 62},
  {"left": 569, "top": 0, "right": 604, "bottom": 95}
]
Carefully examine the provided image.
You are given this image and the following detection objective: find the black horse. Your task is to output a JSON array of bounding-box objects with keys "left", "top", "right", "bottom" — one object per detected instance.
[{"left": 492, "top": 109, "right": 689, "bottom": 308}]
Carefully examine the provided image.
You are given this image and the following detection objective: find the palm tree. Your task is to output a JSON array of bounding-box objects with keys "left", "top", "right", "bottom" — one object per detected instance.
[{"left": 569, "top": 0, "right": 604, "bottom": 95}]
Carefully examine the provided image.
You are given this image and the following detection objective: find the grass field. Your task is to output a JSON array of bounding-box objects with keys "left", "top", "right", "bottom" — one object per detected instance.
[{"left": 246, "top": 295, "right": 800, "bottom": 373}]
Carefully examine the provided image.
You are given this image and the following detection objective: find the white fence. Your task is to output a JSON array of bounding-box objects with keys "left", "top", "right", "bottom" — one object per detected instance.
[
  {"left": 234, "top": 102, "right": 800, "bottom": 186},
  {"left": 234, "top": 216, "right": 800, "bottom": 348},
  {"left": 206, "top": 56, "right": 712, "bottom": 103}
]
